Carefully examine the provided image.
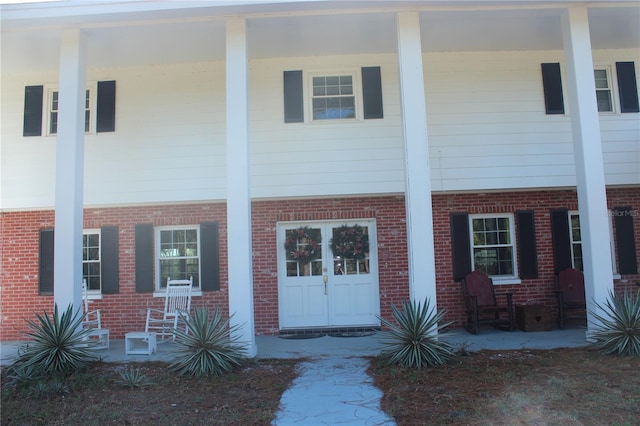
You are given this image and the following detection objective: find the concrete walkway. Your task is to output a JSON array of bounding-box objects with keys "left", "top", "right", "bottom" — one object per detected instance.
[{"left": 272, "top": 356, "right": 395, "bottom": 426}]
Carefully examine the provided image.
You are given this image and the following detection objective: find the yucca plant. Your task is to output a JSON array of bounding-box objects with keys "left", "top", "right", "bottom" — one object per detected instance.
[
  {"left": 169, "top": 308, "right": 246, "bottom": 377},
  {"left": 378, "top": 298, "right": 455, "bottom": 368},
  {"left": 116, "top": 366, "right": 153, "bottom": 389},
  {"left": 12, "top": 304, "right": 97, "bottom": 376},
  {"left": 590, "top": 289, "right": 640, "bottom": 357}
]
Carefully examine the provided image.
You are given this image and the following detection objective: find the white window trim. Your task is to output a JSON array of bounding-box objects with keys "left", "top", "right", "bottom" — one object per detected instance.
[
  {"left": 82, "top": 228, "right": 102, "bottom": 297},
  {"left": 569, "top": 210, "right": 620, "bottom": 278},
  {"left": 154, "top": 225, "right": 202, "bottom": 296},
  {"left": 45, "top": 81, "right": 97, "bottom": 136},
  {"left": 593, "top": 64, "right": 619, "bottom": 115},
  {"left": 468, "top": 213, "right": 520, "bottom": 285},
  {"left": 305, "top": 68, "right": 362, "bottom": 123},
  {"left": 556, "top": 63, "right": 623, "bottom": 117}
]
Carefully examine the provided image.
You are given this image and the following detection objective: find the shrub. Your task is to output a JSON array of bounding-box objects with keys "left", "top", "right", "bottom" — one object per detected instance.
[
  {"left": 169, "top": 308, "right": 246, "bottom": 377},
  {"left": 378, "top": 298, "right": 455, "bottom": 368},
  {"left": 590, "top": 289, "right": 640, "bottom": 357},
  {"left": 12, "top": 304, "right": 97, "bottom": 376},
  {"left": 116, "top": 366, "right": 152, "bottom": 389}
]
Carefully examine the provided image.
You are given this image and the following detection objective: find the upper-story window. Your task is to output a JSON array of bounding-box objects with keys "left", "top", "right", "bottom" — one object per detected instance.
[
  {"left": 469, "top": 214, "right": 517, "bottom": 279},
  {"left": 594, "top": 68, "right": 614, "bottom": 112},
  {"left": 542, "top": 61, "right": 638, "bottom": 116},
  {"left": 311, "top": 75, "right": 356, "bottom": 120},
  {"left": 83, "top": 229, "right": 101, "bottom": 292},
  {"left": 283, "top": 67, "right": 382, "bottom": 123},
  {"left": 48, "top": 89, "right": 91, "bottom": 135},
  {"left": 156, "top": 226, "right": 200, "bottom": 289},
  {"left": 23, "top": 80, "right": 116, "bottom": 137}
]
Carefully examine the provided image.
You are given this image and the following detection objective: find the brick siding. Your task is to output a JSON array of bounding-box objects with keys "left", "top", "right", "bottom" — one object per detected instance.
[{"left": 1, "top": 188, "right": 638, "bottom": 341}]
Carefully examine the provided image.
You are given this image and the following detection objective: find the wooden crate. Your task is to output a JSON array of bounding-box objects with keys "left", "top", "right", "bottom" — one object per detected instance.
[{"left": 516, "top": 305, "right": 552, "bottom": 332}]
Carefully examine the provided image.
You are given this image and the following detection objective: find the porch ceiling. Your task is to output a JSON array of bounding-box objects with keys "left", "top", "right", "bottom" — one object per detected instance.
[{"left": 1, "top": 1, "right": 638, "bottom": 72}]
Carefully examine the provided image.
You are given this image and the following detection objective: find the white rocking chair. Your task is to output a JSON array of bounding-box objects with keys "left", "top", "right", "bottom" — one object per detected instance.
[
  {"left": 82, "top": 279, "right": 110, "bottom": 349},
  {"left": 145, "top": 277, "right": 193, "bottom": 342}
]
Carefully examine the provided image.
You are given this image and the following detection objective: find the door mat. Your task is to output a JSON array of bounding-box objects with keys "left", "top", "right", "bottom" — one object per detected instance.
[
  {"left": 278, "top": 333, "right": 326, "bottom": 340},
  {"left": 328, "top": 331, "right": 376, "bottom": 338}
]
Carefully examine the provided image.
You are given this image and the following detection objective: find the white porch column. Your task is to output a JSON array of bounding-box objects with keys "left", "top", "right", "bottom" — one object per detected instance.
[
  {"left": 396, "top": 12, "right": 437, "bottom": 309},
  {"left": 53, "top": 29, "right": 86, "bottom": 314},
  {"left": 561, "top": 7, "right": 614, "bottom": 336},
  {"left": 226, "top": 17, "right": 257, "bottom": 357}
]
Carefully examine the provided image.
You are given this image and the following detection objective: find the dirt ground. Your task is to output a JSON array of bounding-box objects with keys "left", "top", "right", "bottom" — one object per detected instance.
[
  {"left": 1, "top": 359, "right": 299, "bottom": 425},
  {"left": 2, "top": 348, "right": 639, "bottom": 425},
  {"left": 370, "top": 347, "right": 640, "bottom": 425}
]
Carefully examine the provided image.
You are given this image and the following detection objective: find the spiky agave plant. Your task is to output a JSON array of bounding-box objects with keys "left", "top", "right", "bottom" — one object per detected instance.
[
  {"left": 13, "top": 304, "right": 97, "bottom": 376},
  {"left": 169, "top": 308, "right": 246, "bottom": 377},
  {"left": 590, "top": 289, "right": 640, "bottom": 357},
  {"left": 378, "top": 299, "right": 455, "bottom": 368}
]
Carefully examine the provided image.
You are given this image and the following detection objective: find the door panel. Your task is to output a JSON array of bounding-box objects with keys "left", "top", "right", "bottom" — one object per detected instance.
[{"left": 278, "top": 220, "right": 380, "bottom": 329}]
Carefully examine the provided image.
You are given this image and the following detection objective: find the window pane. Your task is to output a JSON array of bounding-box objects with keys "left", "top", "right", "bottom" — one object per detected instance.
[
  {"left": 471, "top": 216, "right": 514, "bottom": 276},
  {"left": 312, "top": 75, "right": 356, "bottom": 120},
  {"left": 596, "top": 90, "right": 612, "bottom": 112},
  {"left": 82, "top": 232, "right": 101, "bottom": 292},
  {"left": 325, "top": 76, "right": 339, "bottom": 86},
  {"left": 50, "top": 112, "right": 58, "bottom": 134},
  {"left": 326, "top": 85, "right": 339, "bottom": 96},
  {"left": 286, "top": 261, "right": 298, "bottom": 277},
  {"left": 327, "top": 97, "right": 340, "bottom": 108},
  {"left": 594, "top": 70, "right": 608, "bottom": 88},
  {"left": 158, "top": 228, "right": 200, "bottom": 287}
]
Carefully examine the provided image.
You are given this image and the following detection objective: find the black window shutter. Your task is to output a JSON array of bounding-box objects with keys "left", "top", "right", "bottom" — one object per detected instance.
[
  {"left": 613, "top": 207, "right": 638, "bottom": 274},
  {"left": 200, "top": 222, "right": 220, "bottom": 291},
  {"left": 616, "top": 62, "right": 640, "bottom": 113},
  {"left": 541, "top": 63, "right": 565, "bottom": 115},
  {"left": 451, "top": 213, "right": 471, "bottom": 281},
  {"left": 283, "top": 70, "right": 304, "bottom": 123},
  {"left": 39, "top": 228, "right": 54, "bottom": 295},
  {"left": 135, "top": 224, "right": 154, "bottom": 293},
  {"left": 23, "top": 85, "right": 44, "bottom": 137},
  {"left": 550, "top": 209, "right": 572, "bottom": 273},
  {"left": 516, "top": 210, "right": 538, "bottom": 279},
  {"left": 96, "top": 80, "right": 116, "bottom": 132},
  {"left": 362, "top": 66, "right": 383, "bottom": 119},
  {"left": 100, "top": 226, "right": 119, "bottom": 294}
]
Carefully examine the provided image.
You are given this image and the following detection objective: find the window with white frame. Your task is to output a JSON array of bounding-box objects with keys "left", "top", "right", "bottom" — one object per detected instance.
[
  {"left": 568, "top": 212, "right": 583, "bottom": 271},
  {"left": 567, "top": 211, "right": 618, "bottom": 274},
  {"left": 469, "top": 214, "right": 517, "bottom": 278},
  {"left": 83, "top": 230, "right": 101, "bottom": 292},
  {"left": 311, "top": 75, "right": 356, "bottom": 120},
  {"left": 594, "top": 68, "right": 614, "bottom": 112},
  {"left": 157, "top": 226, "right": 200, "bottom": 289},
  {"left": 47, "top": 88, "right": 91, "bottom": 135}
]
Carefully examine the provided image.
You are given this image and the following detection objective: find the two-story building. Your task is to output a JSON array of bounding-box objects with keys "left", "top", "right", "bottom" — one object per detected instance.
[{"left": 1, "top": 0, "right": 638, "bottom": 356}]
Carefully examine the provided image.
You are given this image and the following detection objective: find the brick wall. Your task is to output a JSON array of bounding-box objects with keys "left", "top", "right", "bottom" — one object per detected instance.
[
  {"left": 1, "top": 187, "right": 638, "bottom": 341},
  {"left": 1, "top": 204, "right": 230, "bottom": 341}
]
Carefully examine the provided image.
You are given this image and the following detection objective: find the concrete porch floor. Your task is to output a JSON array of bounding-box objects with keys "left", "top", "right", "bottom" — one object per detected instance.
[{"left": 0, "top": 326, "right": 589, "bottom": 366}]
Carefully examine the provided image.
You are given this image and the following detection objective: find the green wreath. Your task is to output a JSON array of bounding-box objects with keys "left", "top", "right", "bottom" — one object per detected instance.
[
  {"left": 284, "top": 227, "right": 321, "bottom": 264},
  {"left": 330, "top": 225, "right": 369, "bottom": 260}
]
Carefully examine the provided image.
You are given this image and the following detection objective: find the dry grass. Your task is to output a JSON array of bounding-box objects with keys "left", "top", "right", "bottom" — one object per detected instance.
[
  {"left": 1, "top": 359, "right": 298, "bottom": 425},
  {"left": 2, "top": 348, "right": 639, "bottom": 425},
  {"left": 370, "top": 347, "right": 640, "bottom": 425}
]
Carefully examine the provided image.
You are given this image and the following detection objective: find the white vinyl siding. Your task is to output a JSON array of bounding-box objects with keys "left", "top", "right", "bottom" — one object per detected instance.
[{"left": 1, "top": 49, "right": 638, "bottom": 210}]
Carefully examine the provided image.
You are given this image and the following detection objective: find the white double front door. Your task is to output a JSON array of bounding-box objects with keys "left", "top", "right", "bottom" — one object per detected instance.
[{"left": 277, "top": 220, "right": 380, "bottom": 329}]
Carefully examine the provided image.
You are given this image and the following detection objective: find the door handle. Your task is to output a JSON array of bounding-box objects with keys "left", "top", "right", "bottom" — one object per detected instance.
[{"left": 323, "top": 275, "right": 328, "bottom": 295}]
